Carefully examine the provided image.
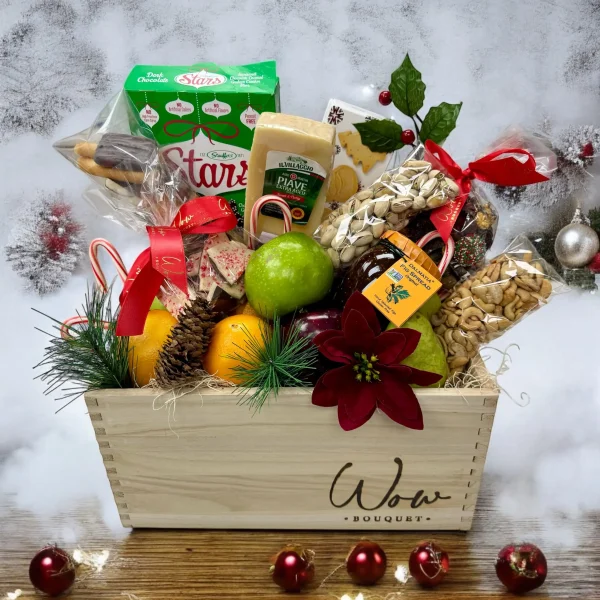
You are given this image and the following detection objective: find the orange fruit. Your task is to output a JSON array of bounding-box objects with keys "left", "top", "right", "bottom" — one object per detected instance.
[
  {"left": 128, "top": 310, "right": 178, "bottom": 387},
  {"left": 203, "top": 314, "right": 266, "bottom": 384},
  {"left": 235, "top": 302, "right": 258, "bottom": 317}
]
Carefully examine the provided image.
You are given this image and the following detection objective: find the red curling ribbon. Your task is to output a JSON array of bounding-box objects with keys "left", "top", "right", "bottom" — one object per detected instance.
[
  {"left": 116, "top": 196, "right": 237, "bottom": 336},
  {"left": 163, "top": 119, "right": 239, "bottom": 144},
  {"left": 426, "top": 140, "right": 549, "bottom": 241}
]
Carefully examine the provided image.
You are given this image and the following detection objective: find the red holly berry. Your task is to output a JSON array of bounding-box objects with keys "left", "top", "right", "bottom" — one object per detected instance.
[
  {"left": 271, "top": 546, "right": 315, "bottom": 592},
  {"left": 408, "top": 541, "right": 449, "bottom": 588},
  {"left": 401, "top": 129, "right": 416, "bottom": 145},
  {"left": 29, "top": 546, "right": 76, "bottom": 597},
  {"left": 495, "top": 543, "right": 547, "bottom": 594},
  {"left": 580, "top": 142, "right": 594, "bottom": 158},
  {"left": 588, "top": 253, "right": 600, "bottom": 273},
  {"left": 378, "top": 90, "right": 392, "bottom": 106},
  {"left": 346, "top": 540, "right": 387, "bottom": 586}
]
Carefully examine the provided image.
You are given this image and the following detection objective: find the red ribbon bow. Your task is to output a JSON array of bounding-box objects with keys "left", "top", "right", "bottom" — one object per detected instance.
[
  {"left": 116, "top": 196, "right": 237, "bottom": 336},
  {"left": 426, "top": 140, "right": 549, "bottom": 241},
  {"left": 163, "top": 119, "right": 239, "bottom": 145}
]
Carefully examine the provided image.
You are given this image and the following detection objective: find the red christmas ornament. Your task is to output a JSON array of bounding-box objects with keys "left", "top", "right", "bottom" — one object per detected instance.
[
  {"left": 495, "top": 543, "right": 547, "bottom": 594},
  {"left": 580, "top": 142, "right": 594, "bottom": 158},
  {"left": 271, "top": 545, "right": 315, "bottom": 592},
  {"left": 408, "top": 541, "right": 450, "bottom": 588},
  {"left": 29, "top": 546, "right": 76, "bottom": 597},
  {"left": 401, "top": 129, "right": 416, "bottom": 145},
  {"left": 378, "top": 90, "right": 392, "bottom": 106},
  {"left": 588, "top": 253, "right": 600, "bottom": 274},
  {"left": 346, "top": 540, "right": 387, "bottom": 586}
]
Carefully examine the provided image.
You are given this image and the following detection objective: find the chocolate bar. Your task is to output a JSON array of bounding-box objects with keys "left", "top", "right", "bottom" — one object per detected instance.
[{"left": 94, "top": 133, "right": 158, "bottom": 172}]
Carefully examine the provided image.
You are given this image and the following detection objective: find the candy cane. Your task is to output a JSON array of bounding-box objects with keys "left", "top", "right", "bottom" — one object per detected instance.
[
  {"left": 248, "top": 195, "right": 293, "bottom": 250},
  {"left": 89, "top": 238, "right": 128, "bottom": 292},
  {"left": 61, "top": 239, "right": 128, "bottom": 339},
  {"left": 60, "top": 316, "right": 113, "bottom": 340},
  {"left": 417, "top": 231, "right": 455, "bottom": 276}
]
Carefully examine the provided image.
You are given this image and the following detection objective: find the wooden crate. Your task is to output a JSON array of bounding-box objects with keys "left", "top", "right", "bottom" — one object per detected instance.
[{"left": 85, "top": 376, "right": 498, "bottom": 531}]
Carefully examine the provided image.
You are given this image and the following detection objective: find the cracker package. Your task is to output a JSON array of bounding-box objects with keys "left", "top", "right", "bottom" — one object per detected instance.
[{"left": 323, "top": 99, "right": 392, "bottom": 205}]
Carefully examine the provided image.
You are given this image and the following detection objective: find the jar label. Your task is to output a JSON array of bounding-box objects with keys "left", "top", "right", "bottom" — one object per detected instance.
[
  {"left": 362, "top": 256, "right": 442, "bottom": 327},
  {"left": 260, "top": 151, "right": 327, "bottom": 225}
]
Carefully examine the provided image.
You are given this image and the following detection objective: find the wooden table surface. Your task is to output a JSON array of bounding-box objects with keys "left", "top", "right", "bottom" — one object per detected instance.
[{"left": 1, "top": 483, "right": 598, "bottom": 599}]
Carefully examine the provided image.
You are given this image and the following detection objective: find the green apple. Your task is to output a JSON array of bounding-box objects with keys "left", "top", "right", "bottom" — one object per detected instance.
[
  {"left": 387, "top": 312, "right": 448, "bottom": 387},
  {"left": 245, "top": 232, "right": 334, "bottom": 319}
]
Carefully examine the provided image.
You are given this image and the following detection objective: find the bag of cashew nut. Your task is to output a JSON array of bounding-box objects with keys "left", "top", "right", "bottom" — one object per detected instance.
[
  {"left": 431, "top": 234, "right": 567, "bottom": 374},
  {"left": 315, "top": 155, "right": 461, "bottom": 269}
]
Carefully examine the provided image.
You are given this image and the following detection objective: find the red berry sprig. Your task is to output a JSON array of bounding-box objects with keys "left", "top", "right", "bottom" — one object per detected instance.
[
  {"left": 401, "top": 129, "right": 416, "bottom": 145},
  {"left": 378, "top": 90, "right": 392, "bottom": 106}
]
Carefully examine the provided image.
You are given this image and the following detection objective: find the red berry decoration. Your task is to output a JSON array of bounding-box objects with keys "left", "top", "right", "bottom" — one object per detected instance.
[
  {"left": 495, "top": 543, "right": 547, "bottom": 594},
  {"left": 378, "top": 90, "right": 392, "bottom": 106},
  {"left": 408, "top": 541, "right": 449, "bottom": 588},
  {"left": 401, "top": 129, "right": 416, "bottom": 145},
  {"left": 580, "top": 142, "right": 594, "bottom": 158},
  {"left": 271, "top": 545, "right": 315, "bottom": 592},
  {"left": 588, "top": 253, "right": 600, "bottom": 274},
  {"left": 346, "top": 540, "right": 387, "bottom": 586},
  {"left": 29, "top": 546, "right": 76, "bottom": 597}
]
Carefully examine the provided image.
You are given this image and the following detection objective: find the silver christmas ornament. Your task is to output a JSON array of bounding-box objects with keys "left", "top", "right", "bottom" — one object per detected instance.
[{"left": 554, "top": 208, "right": 599, "bottom": 268}]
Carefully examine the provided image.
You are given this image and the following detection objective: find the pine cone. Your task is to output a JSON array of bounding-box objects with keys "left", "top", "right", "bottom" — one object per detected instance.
[{"left": 155, "top": 297, "right": 216, "bottom": 388}]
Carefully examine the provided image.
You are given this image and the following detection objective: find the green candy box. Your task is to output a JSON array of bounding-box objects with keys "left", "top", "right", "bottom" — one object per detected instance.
[{"left": 124, "top": 61, "right": 280, "bottom": 223}]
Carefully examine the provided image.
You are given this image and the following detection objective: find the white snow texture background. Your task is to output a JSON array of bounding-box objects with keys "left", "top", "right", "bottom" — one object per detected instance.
[{"left": 1, "top": 0, "right": 599, "bottom": 545}]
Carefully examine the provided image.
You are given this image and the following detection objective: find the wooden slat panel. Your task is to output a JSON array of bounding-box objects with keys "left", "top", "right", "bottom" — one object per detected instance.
[{"left": 87, "top": 385, "right": 498, "bottom": 531}]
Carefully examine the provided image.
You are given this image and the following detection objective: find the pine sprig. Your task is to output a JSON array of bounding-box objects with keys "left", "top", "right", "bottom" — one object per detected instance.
[
  {"left": 33, "top": 286, "right": 133, "bottom": 412},
  {"left": 225, "top": 316, "right": 319, "bottom": 412}
]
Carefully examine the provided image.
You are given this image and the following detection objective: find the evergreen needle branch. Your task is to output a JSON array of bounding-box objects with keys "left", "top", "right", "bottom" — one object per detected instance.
[
  {"left": 225, "top": 316, "right": 319, "bottom": 413},
  {"left": 33, "top": 286, "right": 133, "bottom": 412}
]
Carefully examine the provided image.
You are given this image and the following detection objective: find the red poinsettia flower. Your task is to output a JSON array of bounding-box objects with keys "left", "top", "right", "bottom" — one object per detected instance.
[{"left": 312, "top": 292, "right": 441, "bottom": 431}]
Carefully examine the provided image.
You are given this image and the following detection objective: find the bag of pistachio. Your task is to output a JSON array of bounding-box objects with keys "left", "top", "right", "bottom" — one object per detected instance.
[{"left": 314, "top": 154, "right": 460, "bottom": 270}]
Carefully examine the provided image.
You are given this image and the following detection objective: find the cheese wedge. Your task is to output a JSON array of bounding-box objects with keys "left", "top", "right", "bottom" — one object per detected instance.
[{"left": 244, "top": 113, "right": 335, "bottom": 238}]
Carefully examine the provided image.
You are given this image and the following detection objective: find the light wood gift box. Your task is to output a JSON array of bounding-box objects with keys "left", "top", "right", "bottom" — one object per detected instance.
[{"left": 85, "top": 357, "right": 498, "bottom": 531}]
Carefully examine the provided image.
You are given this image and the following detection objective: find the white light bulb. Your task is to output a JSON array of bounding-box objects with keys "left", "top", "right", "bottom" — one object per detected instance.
[{"left": 395, "top": 563, "right": 410, "bottom": 583}]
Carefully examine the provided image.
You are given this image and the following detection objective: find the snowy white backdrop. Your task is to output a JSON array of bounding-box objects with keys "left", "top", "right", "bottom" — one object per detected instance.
[{"left": 1, "top": 0, "right": 599, "bottom": 544}]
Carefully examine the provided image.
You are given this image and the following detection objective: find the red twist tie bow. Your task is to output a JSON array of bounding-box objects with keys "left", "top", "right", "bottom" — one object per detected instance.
[
  {"left": 116, "top": 196, "right": 237, "bottom": 336},
  {"left": 426, "top": 140, "right": 549, "bottom": 241}
]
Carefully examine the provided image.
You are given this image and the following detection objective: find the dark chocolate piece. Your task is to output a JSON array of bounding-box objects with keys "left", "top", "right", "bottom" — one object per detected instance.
[{"left": 94, "top": 133, "right": 158, "bottom": 172}]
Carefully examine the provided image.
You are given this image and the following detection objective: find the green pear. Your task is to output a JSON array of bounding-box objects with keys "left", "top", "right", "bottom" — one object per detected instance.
[
  {"left": 418, "top": 293, "right": 442, "bottom": 319},
  {"left": 245, "top": 232, "right": 334, "bottom": 319},
  {"left": 387, "top": 312, "right": 448, "bottom": 387}
]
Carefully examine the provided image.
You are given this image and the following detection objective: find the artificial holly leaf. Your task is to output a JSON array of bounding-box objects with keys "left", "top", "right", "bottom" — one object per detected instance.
[
  {"left": 355, "top": 119, "right": 405, "bottom": 153},
  {"left": 389, "top": 54, "right": 426, "bottom": 117},
  {"left": 419, "top": 102, "right": 463, "bottom": 144}
]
